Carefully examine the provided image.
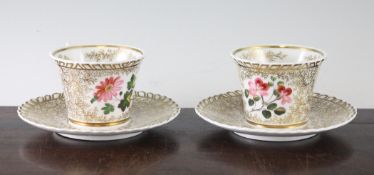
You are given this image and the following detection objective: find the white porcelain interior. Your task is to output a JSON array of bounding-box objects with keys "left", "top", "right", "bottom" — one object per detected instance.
[
  {"left": 51, "top": 44, "right": 143, "bottom": 64},
  {"left": 232, "top": 45, "right": 325, "bottom": 64}
]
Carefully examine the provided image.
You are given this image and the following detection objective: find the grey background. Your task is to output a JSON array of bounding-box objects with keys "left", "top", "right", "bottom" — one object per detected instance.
[{"left": 0, "top": 0, "right": 373, "bottom": 107}]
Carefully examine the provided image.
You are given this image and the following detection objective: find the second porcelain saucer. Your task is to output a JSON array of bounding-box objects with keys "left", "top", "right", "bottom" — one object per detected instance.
[
  {"left": 18, "top": 91, "right": 180, "bottom": 141},
  {"left": 195, "top": 90, "right": 357, "bottom": 142}
]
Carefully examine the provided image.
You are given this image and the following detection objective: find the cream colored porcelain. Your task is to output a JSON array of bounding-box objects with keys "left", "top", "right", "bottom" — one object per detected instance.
[
  {"left": 17, "top": 91, "right": 180, "bottom": 141},
  {"left": 51, "top": 44, "right": 144, "bottom": 127},
  {"left": 232, "top": 45, "right": 325, "bottom": 128},
  {"left": 195, "top": 91, "right": 357, "bottom": 142}
]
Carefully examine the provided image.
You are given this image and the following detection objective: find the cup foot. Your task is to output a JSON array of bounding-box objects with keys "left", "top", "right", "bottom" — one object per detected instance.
[
  {"left": 68, "top": 118, "right": 130, "bottom": 131},
  {"left": 246, "top": 119, "right": 307, "bottom": 129},
  {"left": 57, "top": 132, "right": 142, "bottom": 141},
  {"left": 234, "top": 132, "right": 316, "bottom": 142}
]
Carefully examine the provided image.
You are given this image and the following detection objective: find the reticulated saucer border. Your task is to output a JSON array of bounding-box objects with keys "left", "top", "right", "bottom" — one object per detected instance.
[
  {"left": 195, "top": 90, "right": 357, "bottom": 136},
  {"left": 17, "top": 91, "right": 180, "bottom": 136}
]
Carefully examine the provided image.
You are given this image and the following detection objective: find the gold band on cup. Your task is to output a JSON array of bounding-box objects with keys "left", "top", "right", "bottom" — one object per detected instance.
[
  {"left": 232, "top": 44, "right": 326, "bottom": 57},
  {"left": 69, "top": 117, "right": 130, "bottom": 127}
]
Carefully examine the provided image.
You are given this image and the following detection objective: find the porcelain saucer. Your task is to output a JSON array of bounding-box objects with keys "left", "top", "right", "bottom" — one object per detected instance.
[
  {"left": 18, "top": 91, "right": 180, "bottom": 141},
  {"left": 195, "top": 90, "right": 357, "bottom": 142}
]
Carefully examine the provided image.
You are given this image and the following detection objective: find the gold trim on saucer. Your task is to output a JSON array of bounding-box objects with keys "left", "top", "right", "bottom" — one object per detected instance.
[
  {"left": 246, "top": 119, "right": 307, "bottom": 129},
  {"left": 69, "top": 117, "right": 130, "bottom": 127}
]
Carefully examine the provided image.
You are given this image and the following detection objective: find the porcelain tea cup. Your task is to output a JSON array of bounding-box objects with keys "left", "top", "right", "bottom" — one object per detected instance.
[
  {"left": 232, "top": 45, "right": 325, "bottom": 128},
  {"left": 51, "top": 44, "right": 143, "bottom": 128}
]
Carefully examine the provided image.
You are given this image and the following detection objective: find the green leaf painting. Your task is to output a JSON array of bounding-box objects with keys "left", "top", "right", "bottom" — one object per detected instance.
[
  {"left": 90, "top": 96, "right": 97, "bottom": 103},
  {"left": 267, "top": 103, "right": 277, "bottom": 110},
  {"left": 248, "top": 99, "right": 254, "bottom": 106},
  {"left": 262, "top": 110, "right": 271, "bottom": 119},
  {"left": 101, "top": 103, "right": 114, "bottom": 114},
  {"left": 274, "top": 107, "right": 286, "bottom": 115},
  {"left": 277, "top": 81, "right": 284, "bottom": 86},
  {"left": 244, "top": 89, "right": 249, "bottom": 98},
  {"left": 127, "top": 74, "right": 136, "bottom": 90},
  {"left": 253, "top": 96, "right": 261, "bottom": 101},
  {"left": 118, "top": 91, "right": 132, "bottom": 112},
  {"left": 270, "top": 76, "right": 277, "bottom": 81}
]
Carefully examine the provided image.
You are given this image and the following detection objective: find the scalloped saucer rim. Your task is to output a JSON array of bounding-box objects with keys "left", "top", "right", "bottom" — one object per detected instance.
[{"left": 17, "top": 91, "right": 180, "bottom": 141}]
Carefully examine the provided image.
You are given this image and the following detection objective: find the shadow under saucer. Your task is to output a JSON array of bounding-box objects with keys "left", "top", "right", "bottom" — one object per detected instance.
[
  {"left": 19, "top": 130, "right": 178, "bottom": 174},
  {"left": 197, "top": 131, "right": 352, "bottom": 174}
]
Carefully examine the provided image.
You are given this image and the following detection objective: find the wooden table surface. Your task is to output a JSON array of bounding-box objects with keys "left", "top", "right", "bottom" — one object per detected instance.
[{"left": 0, "top": 107, "right": 373, "bottom": 175}]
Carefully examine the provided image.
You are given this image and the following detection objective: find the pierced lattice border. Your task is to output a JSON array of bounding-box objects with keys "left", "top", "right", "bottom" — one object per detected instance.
[{"left": 195, "top": 90, "right": 357, "bottom": 135}]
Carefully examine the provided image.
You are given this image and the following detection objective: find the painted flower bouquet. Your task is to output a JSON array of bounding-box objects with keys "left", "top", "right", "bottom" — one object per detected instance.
[
  {"left": 90, "top": 74, "right": 136, "bottom": 114},
  {"left": 244, "top": 76, "right": 293, "bottom": 119}
]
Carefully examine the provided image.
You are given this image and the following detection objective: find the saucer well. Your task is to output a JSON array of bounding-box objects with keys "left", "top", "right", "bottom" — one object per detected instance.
[
  {"left": 18, "top": 91, "right": 180, "bottom": 141},
  {"left": 195, "top": 90, "right": 357, "bottom": 142}
]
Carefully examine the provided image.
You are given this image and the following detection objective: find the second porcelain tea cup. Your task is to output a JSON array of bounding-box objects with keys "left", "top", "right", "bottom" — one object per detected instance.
[{"left": 232, "top": 45, "right": 325, "bottom": 128}]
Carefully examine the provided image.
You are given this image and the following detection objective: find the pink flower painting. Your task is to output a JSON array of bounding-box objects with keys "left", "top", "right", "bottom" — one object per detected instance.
[
  {"left": 244, "top": 76, "right": 293, "bottom": 119},
  {"left": 247, "top": 77, "right": 270, "bottom": 97},
  {"left": 278, "top": 85, "right": 292, "bottom": 105},
  {"left": 90, "top": 74, "right": 137, "bottom": 115},
  {"left": 94, "top": 76, "right": 124, "bottom": 102}
]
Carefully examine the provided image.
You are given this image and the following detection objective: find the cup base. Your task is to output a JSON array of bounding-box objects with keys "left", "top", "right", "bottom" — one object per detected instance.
[
  {"left": 246, "top": 119, "right": 307, "bottom": 129},
  {"left": 68, "top": 117, "right": 130, "bottom": 130}
]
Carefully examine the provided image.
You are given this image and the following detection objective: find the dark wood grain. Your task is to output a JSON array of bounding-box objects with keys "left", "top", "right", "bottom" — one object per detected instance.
[{"left": 0, "top": 107, "right": 373, "bottom": 175}]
